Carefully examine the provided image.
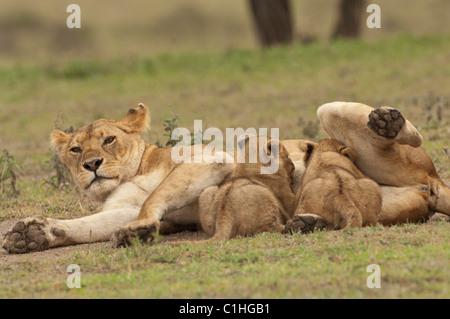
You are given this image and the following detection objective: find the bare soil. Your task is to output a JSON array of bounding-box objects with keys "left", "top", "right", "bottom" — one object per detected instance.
[
  {"left": 0, "top": 218, "right": 208, "bottom": 266},
  {"left": 2, "top": 214, "right": 448, "bottom": 266}
]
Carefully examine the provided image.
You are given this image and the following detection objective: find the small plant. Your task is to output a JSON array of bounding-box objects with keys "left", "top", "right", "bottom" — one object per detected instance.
[
  {"left": 43, "top": 114, "right": 74, "bottom": 189},
  {"left": 297, "top": 116, "right": 320, "bottom": 140},
  {"left": 43, "top": 153, "right": 74, "bottom": 189},
  {"left": 155, "top": 111, "right": 183, "bottom": 148},
  {"left": 162, "top": 111, "right": 180, "bottom": 147},
  {"left": 423, "top": 92, "right": 448, "bottom": 125},
  {"left": 0, "top": 149, "right": 22, "bottom": 197},
  {"left": 302, "top": 120, "right": 320, "bottom": 140}
]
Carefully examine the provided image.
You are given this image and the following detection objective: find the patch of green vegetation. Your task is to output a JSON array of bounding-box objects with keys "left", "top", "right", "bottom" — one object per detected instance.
[
  {"left": 0, "top": 149, "right": 22, "bottom": 197},
  {"left": 0, "top": 222, "right": 448, "bottom": 298},
  {"left": 1, "top": 34, "right": 449, "bottom": 299}
]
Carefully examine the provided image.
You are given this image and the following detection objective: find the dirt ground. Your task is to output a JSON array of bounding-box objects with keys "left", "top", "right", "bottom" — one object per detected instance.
[
  {"left": 0, "top": 218, "right": 208, "bottom": 266},
  {"left": 2, "top": 215, "right": 449, "bottom": 266}
]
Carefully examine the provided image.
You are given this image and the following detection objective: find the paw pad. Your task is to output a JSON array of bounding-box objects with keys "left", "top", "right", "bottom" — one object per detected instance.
[
  {"left": 367, "top": 107, "right": 405, "bottom": 139},
  {"left": 111, "top": 225, "right": 157, "bottom": 248},
  {"left": 2, "top": 218, "right": 51, "bottom": 254},
  {"left": 283, "top": 214, "right": 327, "bottom": 234}
]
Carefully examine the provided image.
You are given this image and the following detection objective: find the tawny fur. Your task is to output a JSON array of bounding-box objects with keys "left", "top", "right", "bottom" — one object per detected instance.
[
  {"left": 295, "top": 139, "right": 381, "bottom": 229},
  {"left": 2, "top": 101, "right": 449, "bottom": 253},
  {"left": 195, "top": 138, "right": 296, "bottom": 243}
]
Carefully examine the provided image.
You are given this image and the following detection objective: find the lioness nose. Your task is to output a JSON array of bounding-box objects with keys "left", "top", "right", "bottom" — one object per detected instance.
[{"left": 83, "top": 158, "right": 103, "bottom": 172}]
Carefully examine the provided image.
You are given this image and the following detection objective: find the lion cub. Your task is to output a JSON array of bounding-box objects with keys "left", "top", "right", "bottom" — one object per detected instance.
[
  {"left": 291, "top": 139, "right": 381, "bottom": 231},
  {"left": 197, "top": 137, "right": 296, "bottom": 242}
]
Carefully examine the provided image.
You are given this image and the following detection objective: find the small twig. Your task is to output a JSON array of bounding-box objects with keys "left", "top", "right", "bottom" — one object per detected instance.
[{"left": 87, "top": 229, "right": 92, "bottom": 254}]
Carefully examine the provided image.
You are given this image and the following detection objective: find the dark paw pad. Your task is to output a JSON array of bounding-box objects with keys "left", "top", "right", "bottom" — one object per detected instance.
[
  {"left": 283, "top": 214, "right": 327, "bottom": 234},
  {"left": 111, "top": 225, "right": 157, "bottom": 248},
  {"left": 2, "top": 218, "right": 50, "bottom": 254},
  {"left": 367, "top": 107, "right": 405, "bottom": 139}
]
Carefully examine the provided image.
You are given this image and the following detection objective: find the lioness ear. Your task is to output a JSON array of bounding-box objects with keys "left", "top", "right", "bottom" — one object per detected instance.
[
  {"left": 117, "top": 103, "right": 150, "bottom": 134},
  {"left": 340, "top": 146, "right": 358, "bottom": 162},
  {"left": 50, "top": 129, "right": 72, "bottom": 164}
]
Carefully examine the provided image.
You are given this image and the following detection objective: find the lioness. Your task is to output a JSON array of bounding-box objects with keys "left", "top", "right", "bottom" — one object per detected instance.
[
  {"left": 193, "top": 137, "right": 295, "bottom": 242},
  {"left": 2, "top": 101, "right": 450, "bottom": 253},
  {"left": 286, "top": 139, "right": 382, "bottom": 232}
]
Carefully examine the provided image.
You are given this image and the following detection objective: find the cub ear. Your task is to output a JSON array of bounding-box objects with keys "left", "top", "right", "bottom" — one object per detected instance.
[
  {"left": 266, "top": 138, "right": 280, "bottom": 157},
  {"left": 340, "top": 146, "right": 358, "bottom": 162},
  {"left": 117, "top": 103, "right": 150, "bottom": 134},
  {"left": 50, "top": 129, "right": 72, "bottom": 164},
  {"left": 300, "top": 141, "right": 316, "bottom": 162}
]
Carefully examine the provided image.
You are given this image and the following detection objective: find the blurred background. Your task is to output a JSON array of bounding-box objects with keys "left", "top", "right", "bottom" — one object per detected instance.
[
  {"left": 1, "top": 0, "right": 450, "bottom": 64},
  {"left": 1, "top": 0, "right": 449, "bottom": 298},
  {"left": 0, "top": 0, "right": 449, "bottom": 204}
]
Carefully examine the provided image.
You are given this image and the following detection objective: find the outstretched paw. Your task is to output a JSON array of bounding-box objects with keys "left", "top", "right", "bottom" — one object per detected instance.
[
  {"left": 2, "top": 217, "right": 54, "bottom": 254},
  {"left": 111, "top": 223, "right": 157, "bottom": 248},
  {"left": 283, "top": 214, "right": 327, "bottom": 234},
  {"left": 367, "top": 107, "right": 405, "bottom": 139}
]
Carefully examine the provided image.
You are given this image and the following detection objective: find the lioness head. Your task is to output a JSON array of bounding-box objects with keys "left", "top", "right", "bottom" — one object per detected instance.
[{"left": 50, "top": 103, "right": 150, "bottom": 202}]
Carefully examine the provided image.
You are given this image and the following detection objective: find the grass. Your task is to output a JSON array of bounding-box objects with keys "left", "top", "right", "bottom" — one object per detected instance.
[
  {"left": 2, "top": 0, "right": 450, "bottom": 64},
  {"left": 1, "top": 222, "right": 448, "bottom": 298},
  {"left": 0, "top": 33, "right": 449, "bottom": 298},
  {"left": 1, "top": 35, "right": 450, "bottom": 161}
]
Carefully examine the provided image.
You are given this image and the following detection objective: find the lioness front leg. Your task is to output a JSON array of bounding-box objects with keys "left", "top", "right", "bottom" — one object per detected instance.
[
  {"left": 111, "top": 162, "right": 234, "bottom": 247},
  {"left": 2, "top": 208, "right": 139, "bottom": 254}
]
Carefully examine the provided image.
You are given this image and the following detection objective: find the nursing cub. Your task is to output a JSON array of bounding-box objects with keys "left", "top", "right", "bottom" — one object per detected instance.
[
  {"left": 286, "top": 139, "right": 382, "bottom": 232},
  {"left": 195, "top": 137, "right": 296, "bottom": 242}
]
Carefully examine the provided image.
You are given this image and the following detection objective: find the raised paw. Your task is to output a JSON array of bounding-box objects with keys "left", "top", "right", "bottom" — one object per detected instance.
[
  {"left": 283, "top": 214, "right": 327, "bottom": 234},
  {"left": 2, "top": 217, "right": 55, "bottom": 254},
  {"left": 111, "top": 223, "right": 157, "bottom": 248},
  {"left": 367, "top": 107, "right": 405, "bottom": 139}
]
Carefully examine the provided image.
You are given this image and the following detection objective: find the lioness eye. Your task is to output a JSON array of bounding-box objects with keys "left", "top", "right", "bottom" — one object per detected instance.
[
  {"left": 104, "top": 136, "right": 115, "bottom": 145},
  {"left": 70, "top": 147, "right": 82, "bottom": 153}
]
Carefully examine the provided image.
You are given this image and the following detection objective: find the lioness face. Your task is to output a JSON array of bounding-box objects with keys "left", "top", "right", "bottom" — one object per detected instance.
[{"left": 51, "top": 104, "right": 150, "bottom": 201}]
